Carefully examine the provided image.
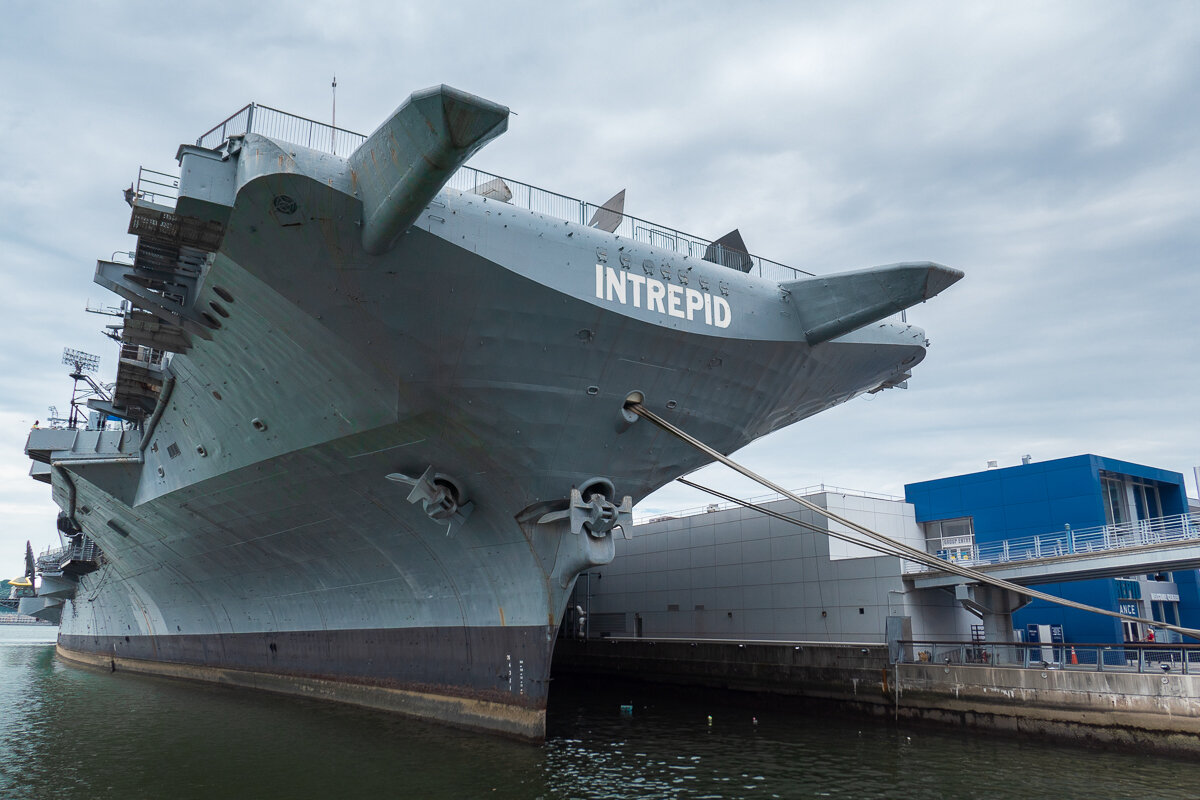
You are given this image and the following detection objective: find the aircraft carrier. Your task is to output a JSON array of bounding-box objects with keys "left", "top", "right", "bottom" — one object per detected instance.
[{"left": 23, "top": 85, "right": 961, "bottom": 739}]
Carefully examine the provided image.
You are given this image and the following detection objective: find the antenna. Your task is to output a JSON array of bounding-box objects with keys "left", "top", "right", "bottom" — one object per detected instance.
[
  {"left": 46, "top": 405, "right": 69, "bottom": 429},
  {"left": 62, "top": 348, "right": 100, "bottom": 374},
  {"left": 61, "top": 348, "right": 110, "bottom": 429},
  {"left": 331, "top": 74, "right": 337, "bottom": 152}
]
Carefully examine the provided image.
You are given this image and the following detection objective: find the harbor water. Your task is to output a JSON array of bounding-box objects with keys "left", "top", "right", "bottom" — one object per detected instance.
[{"left": 3, "top": 626, "right": 1200, "bottom": 799}]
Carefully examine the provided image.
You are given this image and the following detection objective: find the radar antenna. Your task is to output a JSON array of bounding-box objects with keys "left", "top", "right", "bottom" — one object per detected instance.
[{"left": 61, "top": 348, "right": 111, "bottom": 429}]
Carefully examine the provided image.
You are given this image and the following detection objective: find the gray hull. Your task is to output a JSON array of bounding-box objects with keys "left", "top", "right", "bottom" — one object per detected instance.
[{"left": 32, "top": 87, "right": 959, "bottom": 739}]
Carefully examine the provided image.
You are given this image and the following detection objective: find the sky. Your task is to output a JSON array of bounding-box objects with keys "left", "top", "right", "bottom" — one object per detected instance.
[{"left": 1, "top": 2, "right": 1197, "bottom": 573}]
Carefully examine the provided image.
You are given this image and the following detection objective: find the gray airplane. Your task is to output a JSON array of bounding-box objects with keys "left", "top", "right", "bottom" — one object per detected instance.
[{"left": 24, "top": 85, "right": 961, "bottom": 740}]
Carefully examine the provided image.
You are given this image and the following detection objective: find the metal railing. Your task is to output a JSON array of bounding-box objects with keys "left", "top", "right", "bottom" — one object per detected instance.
[
  {"left": 0, "top": 613, "right": 54, "bottom": 625},
  {"left": 633, "top": 483, "right": 903, "bottom": 525},
  {"left": 905, "top": 512, "right": 1200, "bottom": 574},
  {"left": 119, "top": 342, "right": 166, "bottom": 369},
  {"left": 36, "top": 538, "right": 101, "bottom": 573},
  {"left": 447, "top": 165, "right": 812, "bottom": 281},
  {"left": 133, "top": 167, "right": 179, "bottom": 207},
  {"left": 35, "top": 545, "right": 68, "bottom": 572},
  {"left": 196, "top": 102, "right": 366, "bottom": 158},
  {"left": 193, "top": 104, "right": 814, "bottom": 281},
  {"left": 903, "top": 639, "right": 1200, "bottom": 674}
]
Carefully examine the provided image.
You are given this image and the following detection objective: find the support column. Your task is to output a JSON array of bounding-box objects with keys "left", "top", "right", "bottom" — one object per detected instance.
[{"left": 956, "top": 583, "right": 1031, "bottom": 663}]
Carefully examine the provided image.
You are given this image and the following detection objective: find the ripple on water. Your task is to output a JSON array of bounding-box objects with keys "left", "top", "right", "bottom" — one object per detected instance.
[{"left": 1, "top": 633, "right": 1199, "bottom": 800}]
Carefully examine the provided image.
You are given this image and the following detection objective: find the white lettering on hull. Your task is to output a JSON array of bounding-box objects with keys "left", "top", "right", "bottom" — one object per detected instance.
[{"left": 594, "top": 264, "right": 731, "bottom": 329}]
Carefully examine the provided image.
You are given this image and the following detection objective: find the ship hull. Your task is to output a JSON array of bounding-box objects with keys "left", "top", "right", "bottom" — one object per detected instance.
[
  {"left": 56, "top": 626, "right": 546, "bottom": 738},
  {"left": 36, "top": 93, "right": 956, "bottom": 740}
]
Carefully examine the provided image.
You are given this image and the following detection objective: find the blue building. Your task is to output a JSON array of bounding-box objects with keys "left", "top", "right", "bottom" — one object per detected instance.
[{"left": 904, "top": 455, "right": 1195, "bottom": 644}]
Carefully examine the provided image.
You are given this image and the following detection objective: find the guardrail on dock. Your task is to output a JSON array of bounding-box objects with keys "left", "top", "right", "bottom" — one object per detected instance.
[{"left": 902, "top": 639, "right": 1200, "bottom": 674}]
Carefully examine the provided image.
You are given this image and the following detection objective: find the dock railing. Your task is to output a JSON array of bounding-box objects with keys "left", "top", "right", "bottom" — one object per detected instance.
[
  {"left": 902, "top": 639, "right": 1200, "bottom": 674},
  {"left": 904, "top": 512, "right": 1200, "bottom": 574}
]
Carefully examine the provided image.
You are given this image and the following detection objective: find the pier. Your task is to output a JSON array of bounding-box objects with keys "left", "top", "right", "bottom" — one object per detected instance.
[
  {"left": 553, "top": 636, "right": 1200, "bottom": 755},
  {"left": 556, "top": 450, "right": 1200, "bottom": 753}
]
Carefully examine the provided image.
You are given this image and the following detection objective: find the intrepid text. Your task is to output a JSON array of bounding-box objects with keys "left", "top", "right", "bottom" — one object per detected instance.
[{"left": 594, "top": 264, "right": 731, "bottom": 328}]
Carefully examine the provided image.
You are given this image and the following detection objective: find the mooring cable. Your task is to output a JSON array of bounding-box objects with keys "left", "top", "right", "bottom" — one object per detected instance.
[{"left": 628, "top": 402, "right": 1200, "bottom": 641}]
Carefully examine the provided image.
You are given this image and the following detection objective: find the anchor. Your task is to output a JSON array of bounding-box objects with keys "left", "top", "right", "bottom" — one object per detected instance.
[
  {"left": 537, "top": 477, "right": 632, "bottom": 540},
  {"left": 386, "top": 466, "right": 474, "bottom": 535}
]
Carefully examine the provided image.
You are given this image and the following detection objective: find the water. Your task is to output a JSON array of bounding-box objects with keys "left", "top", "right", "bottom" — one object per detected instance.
[{"left": 3, "top": 627, "right": 1200, "bottom": 800}]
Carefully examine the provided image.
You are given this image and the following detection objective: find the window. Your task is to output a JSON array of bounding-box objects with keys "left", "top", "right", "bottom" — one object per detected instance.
[
  {"left": 1102, "top": 476, "right": 1127, "bottom": 526},
  {"left": 1102, "top": 473, "right": 1165, "bottom": 525},
  {"left": 924, "top": 517, "right": 975, "bottom": 559},
  {"left": 1132, "top": 480, "right": 1163, "bottom": 521}
]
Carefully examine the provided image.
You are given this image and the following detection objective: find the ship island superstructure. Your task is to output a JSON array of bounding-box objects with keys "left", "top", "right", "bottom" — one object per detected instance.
[{"left": 24, "top": 86, "right": 961, "bottom": 739}]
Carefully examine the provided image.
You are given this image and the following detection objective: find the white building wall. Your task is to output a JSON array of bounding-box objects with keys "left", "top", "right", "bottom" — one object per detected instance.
[{"left": 584, "top": 492, "right": 977, "bottom": 644}]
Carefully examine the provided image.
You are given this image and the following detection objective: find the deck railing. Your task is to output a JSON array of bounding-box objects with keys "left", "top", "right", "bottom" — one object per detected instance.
[
  {"left": 904, "top": 512, "right": 1200, "bottom": 574},
  {"left": 446, "top": 166, "right": 811, "bottom": 281},
  {"left": 195, "top": 103, "right": 367, "bottom": 158},
  {"left": 193, "top": 104, "right": 813, "bottom": 281},
  {"left": 36, "top": 537, "right": 101, "bottom": 573},
  {"left": 133, "top": 167, "right": 179, "bottom": 207}
]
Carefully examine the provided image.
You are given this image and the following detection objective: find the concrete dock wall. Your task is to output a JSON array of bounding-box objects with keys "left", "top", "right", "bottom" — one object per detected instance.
[
  {"left": 553, "top": 638, "right": 892, "bottom": 708},
  {"left": 896, "top": 663, "right": 1200, "bottom": 755},
  {"left": 553, "top": 639, "right": 1200, "bottom": 755}
]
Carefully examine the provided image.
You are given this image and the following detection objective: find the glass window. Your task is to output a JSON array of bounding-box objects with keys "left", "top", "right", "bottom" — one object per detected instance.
[
  {"left": 1132, "top": 481, "right": 1162, "bottom": 520},
  {"left": 923, "top": 517, "right": 974, "bottom": 559},
  {"left": 1103, "top": 474, "right": 1164, "bottom": 525},
  {"left": 1102, "top": 476, "right": 1128, "bottom": 526}
]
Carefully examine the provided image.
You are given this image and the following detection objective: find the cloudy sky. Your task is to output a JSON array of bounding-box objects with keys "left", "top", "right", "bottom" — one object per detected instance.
[{"left": 1, "top": 2, "right": 1197, "bottom": 572}]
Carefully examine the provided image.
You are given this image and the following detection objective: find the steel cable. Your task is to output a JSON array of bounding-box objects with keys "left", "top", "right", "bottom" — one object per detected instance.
[{"left": 628, "top": 403, "right": 1200, "bottom": 641}]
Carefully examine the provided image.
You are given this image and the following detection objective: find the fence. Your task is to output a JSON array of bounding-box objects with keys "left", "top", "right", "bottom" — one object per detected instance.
[
  {"left": 195, "top": 103, "right": 366, "bottom": 158},
  {"left": 193, "top": 104, "right": 813, "bottom": 282},
  {"left": 903, "top": 639, "right": 1200, "bottom": 674},
  {"left": 634, "top": 483, "right": 903, "bottom": 525},
  {"left": 905, "top": 512, "right": 1200, "bottom": 574},
  {"left": 36, "top": 537, "right": 101, "bottom": 573},
  {"left": 446, "top": 166, "right": 811, "bottom": 281},
  {"left": 133, "top": 167, "right": 178, "bottom": 207}
]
